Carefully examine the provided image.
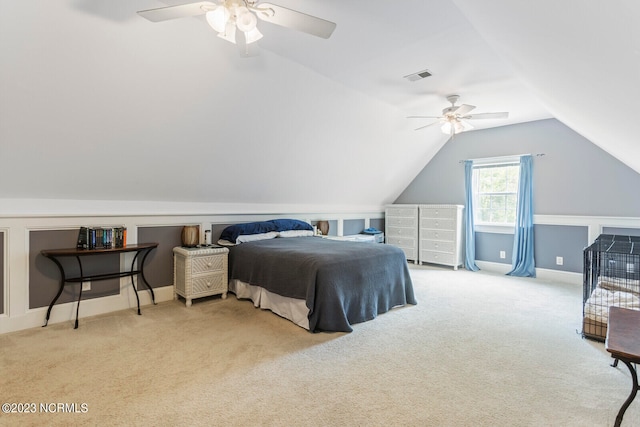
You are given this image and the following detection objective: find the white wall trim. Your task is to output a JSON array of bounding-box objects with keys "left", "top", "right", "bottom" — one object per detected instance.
[{"left": 476, "top": 260, "right": 582, "bottom": 285}]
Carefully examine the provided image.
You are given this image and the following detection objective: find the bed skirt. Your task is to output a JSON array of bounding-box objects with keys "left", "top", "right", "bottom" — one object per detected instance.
[{"left": 229, "top": 279, "right": 310, "bottom": 330}]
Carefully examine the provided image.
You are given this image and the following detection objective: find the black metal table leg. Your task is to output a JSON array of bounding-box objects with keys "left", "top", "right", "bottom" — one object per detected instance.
[
  {"left": 43, "top": 257, "right": 66, "bottom": 327},
  {"left": 74, "top": 256, "right": 84, "bottom": 329},
  {"left": 130, "top": 252, "right": 142, "bottom": 315},
  {"left": 139, "top": 248, "right": 156, "bottom": 304},
  {"left": 615, "top": 359, "right": 639, "bottom": 427}
]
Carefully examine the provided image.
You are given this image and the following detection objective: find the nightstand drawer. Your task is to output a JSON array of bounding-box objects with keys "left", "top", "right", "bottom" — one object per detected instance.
[
  {"left": 192, "top": 256, "right": 224, "bottom": 274},
  {"left": 192, "top": 273, "right": 226, "bottom": 295}
]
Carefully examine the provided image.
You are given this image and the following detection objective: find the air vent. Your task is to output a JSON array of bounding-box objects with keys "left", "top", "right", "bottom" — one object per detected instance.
[{"left": 404, "top": 68, "right": 432, "bottom": 82}]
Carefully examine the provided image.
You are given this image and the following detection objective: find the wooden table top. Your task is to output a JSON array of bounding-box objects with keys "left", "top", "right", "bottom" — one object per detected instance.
[
  {"left": 41, "top": 242, "right": 158, "bottom": 257},
  {"left": 606, "top": 306, "right": 640, "bottom": 363}
]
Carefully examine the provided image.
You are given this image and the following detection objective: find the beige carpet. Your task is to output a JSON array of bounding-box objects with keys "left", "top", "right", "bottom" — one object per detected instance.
[{"left": 2, "top": 265, "right": 638, "bottom": 426}]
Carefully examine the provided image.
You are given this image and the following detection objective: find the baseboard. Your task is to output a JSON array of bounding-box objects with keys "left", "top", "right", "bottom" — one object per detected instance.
[{"left": 475, "top": 261, "right": 581, "bottom": 285}]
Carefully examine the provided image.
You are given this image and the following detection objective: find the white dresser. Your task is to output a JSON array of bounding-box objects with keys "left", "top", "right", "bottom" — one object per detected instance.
[
  {"left": 385, "top": 204, "right": 419, "bottom": 263},
  {"left": 419, "top": 204, "right": 464, "bottom": 270},
  {"left": 173, "top": 246, "right": 229, "bottom": 307}
]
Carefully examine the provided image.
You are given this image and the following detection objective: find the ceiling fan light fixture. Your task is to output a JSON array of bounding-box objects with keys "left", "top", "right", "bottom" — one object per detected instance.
[
  {"left": 236, "top": 6, "right": 258, "bottom": 32},
  {"left": 218, "top": 19, "right": 238, "bottom": 43},
  {"left": 206, "top": 6, "right": 229, "bottom": 33},
  {"left": 244, "top": 27, "right": 263, "bottom": 44}
]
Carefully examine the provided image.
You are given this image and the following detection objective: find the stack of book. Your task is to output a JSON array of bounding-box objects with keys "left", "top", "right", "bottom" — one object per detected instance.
[{"left": 77, "top": 226, "right": 127, "bottom": 249}]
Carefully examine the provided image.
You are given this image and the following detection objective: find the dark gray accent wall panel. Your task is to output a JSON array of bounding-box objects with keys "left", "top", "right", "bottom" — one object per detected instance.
[
  {"left": 30, "top": 230, "right": 119, "bottom": 309},
  {"left": 0, "top": 232, "right": 4, "bottom": 314},
  {"left": 344, "top": 219, "right": 365, "bottom": 235},
  {"left": 370, "top": 218, "right": 385, "bottom": 233},
  {"left": 395, "top": 119, "right": 640, "bottom": 217},
  {"left": 138, "top": 226, "right": 182, "bottom": 288},
  {"left": 476, "top": 232, "right": 513, "bottom": 264},
  {"left": 533, "top": 225, "right": 588, "bottom": 273}
]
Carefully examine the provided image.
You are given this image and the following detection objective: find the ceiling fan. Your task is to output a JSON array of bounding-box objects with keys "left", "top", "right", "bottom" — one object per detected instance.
[
  {"left": 137, "top": 1, "right": 336, "bottom": 52},
  {"left": 407, "top": 95, "right": 509, "bottom": 135}
]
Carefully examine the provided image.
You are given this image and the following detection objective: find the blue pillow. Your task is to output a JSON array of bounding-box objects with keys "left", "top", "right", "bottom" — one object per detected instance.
[
  {"left": 219, "top": 221, "right": 278, "bottom": 243},
  {"left": 268, "top": 219, "right": 314, "bottom": 232}
]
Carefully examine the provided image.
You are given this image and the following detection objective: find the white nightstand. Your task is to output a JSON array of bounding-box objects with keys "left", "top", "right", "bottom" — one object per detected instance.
[{"left": 173, "top": 246, "right": 229, "bottom": 307}]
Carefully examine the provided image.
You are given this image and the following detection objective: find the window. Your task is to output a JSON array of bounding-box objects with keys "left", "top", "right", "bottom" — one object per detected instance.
[{"left": 472, "top": 161, "right": 520, "bottom": 226}]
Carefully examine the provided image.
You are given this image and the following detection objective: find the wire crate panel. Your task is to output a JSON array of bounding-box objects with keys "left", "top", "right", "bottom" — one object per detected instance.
[{"left": 583, "top": 235, "right": 640, "bottom": 341}]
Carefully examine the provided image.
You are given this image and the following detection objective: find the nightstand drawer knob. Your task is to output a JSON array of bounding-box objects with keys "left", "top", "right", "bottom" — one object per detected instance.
[
  {"left": 207, "top": 262, "right": 212, "bottom": 268},
  {"left": 207, "top": 281, "right": 212, "bottom": 287}
]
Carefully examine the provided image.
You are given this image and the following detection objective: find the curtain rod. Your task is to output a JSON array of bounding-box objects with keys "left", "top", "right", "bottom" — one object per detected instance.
[{"left": 458, "top": 153, "right": 545, "bottom": 164}]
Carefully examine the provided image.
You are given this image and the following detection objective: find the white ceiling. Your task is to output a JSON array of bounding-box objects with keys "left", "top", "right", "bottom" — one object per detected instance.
[{"left": 0, "top": 0, "right": 637, "bottom": 213}]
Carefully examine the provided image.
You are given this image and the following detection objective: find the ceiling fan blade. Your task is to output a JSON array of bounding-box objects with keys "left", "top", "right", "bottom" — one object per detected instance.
[
  {"left": 137, "top": 1, "right": 216, "bottom": 22},
  {"left": 452, "top": 104, "right": 475, "bottom": 116},
  {"left": 460, "top": 120, "right": 474, "bottom": 131},
  {"left": 255, "top": 3, "right": 336, "bottom": 39},
  {"left": 464, "top": 112, "right": 509, "bottom": 120},
  {"left": 414, "top": 121, "right": 440, "bottom": 131}
]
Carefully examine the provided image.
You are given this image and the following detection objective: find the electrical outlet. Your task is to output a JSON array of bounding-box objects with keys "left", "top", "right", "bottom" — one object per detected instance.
[
  {"left": 82, "top": 281, "right": 91, "bottom": 291},
  {"left": 556, "top": 256, "right": 564, "bottom": 266},
  {"left": 499, "top": 251, "right": 506, "bottom": 259}
]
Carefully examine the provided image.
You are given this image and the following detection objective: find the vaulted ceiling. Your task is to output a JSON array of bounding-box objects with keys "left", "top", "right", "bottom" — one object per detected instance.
[{"left": 1, "top": 1, "right": 637, "bottom": 213}]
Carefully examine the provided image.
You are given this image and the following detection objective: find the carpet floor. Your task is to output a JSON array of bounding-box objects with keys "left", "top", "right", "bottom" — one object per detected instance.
[{"left": 1, "top": 265, "right": 638, "bottom": 426}]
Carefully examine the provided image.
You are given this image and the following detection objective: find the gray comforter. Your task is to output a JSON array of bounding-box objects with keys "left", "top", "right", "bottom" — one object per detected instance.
[{"left": 228, "top": 237, "right": 416, "bottom": 332}]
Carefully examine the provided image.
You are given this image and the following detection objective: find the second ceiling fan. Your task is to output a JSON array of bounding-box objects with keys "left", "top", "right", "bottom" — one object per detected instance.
[{"left": 408, "top": 95, "right": 509, "bottom": 135}]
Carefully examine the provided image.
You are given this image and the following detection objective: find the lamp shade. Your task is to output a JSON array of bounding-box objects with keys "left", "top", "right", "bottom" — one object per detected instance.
[
  {"left": 244, "top": 27, "right": 263, "bottom": 44},
  {"left": 236, "top": 7, "right": 257, "bottom": 32},
  {"left": 206, "top": 6, "right": 229, "bottom": 33}
]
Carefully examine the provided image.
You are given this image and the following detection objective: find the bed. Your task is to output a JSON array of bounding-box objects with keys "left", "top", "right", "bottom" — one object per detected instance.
[{"left": 219, "top": 220, "right": 416, "bottom": 332}]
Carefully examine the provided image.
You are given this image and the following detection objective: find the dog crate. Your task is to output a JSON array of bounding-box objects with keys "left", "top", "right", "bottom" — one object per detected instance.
[{"left": 583, "top": 234, "right": 640, "bottom": 341}]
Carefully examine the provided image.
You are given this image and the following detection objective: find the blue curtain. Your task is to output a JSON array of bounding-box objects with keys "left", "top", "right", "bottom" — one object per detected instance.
[
  {"left": 507, "top": 155, "right": 536, "bottom": 277},
  {"left": 464, "top": 160, "right": 480, "bottom": 271}
]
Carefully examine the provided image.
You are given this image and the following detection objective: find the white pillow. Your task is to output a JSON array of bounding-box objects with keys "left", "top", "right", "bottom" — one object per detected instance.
[
  {"left": 278, "top": 230, "right": 315, "bottom": 238},
  {"left": 236, "top": 231, "right": 279, "bottom": 243}
]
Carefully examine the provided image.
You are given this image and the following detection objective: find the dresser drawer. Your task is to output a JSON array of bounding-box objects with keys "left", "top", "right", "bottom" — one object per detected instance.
[
  {"left": 386, "top": 226, "right": 417, "bottom": 238},
  {"left": 386, "top": 236, "right": 417, "bottom": 248},
  {"left": 421, "top": 229, "right": 455, "bottom": 242},
  {"left": 420, "top": 207, "right": 456, "bottom": 219},
  {"left": 420, "top": 239, "right": 455, "bottom": 253},
  {"left": 387, "top": 216, "right": 417, "bottom": 227},
  {"left": 387, "top": 207, "right": 417, "bottom": 217},
  {"left": 420, "top": 218, "right": 455, "bottom": 231},
  {"left": 421, "top": 250, "right": 455, "bottom": 266},
  {"left": 192, "top": 273, "right": 227, "bottom": 295},
  {"left": 192, "top": 255, "right": 225, "bottom": 274}
]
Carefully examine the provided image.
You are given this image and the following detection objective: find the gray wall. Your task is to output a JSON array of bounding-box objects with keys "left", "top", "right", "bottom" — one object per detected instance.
[
  {"left": 30, "top": 230, "right": 120, "bottom": 309},
  {"left": 395, "top": 119, "right": 640, "bottom": 270},
  {"left": 396, "top": 119, "right": 640, "bottom": 216},
  {"left": 138, "top": 226, "right": 183, "bottom": 289}
]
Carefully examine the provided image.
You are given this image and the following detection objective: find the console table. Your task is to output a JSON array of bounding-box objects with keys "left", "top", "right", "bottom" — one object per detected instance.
[
  {"left": 41, "top": 243, "right": 158, "bottom": 329},
  {"left": 606, "top": 306, "right": 640, "bottom": 427}
]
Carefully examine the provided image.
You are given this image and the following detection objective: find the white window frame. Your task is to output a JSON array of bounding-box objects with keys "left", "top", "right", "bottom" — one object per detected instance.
[{"left": 472, "top": 155, "right": 521, "bottom": 234}]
